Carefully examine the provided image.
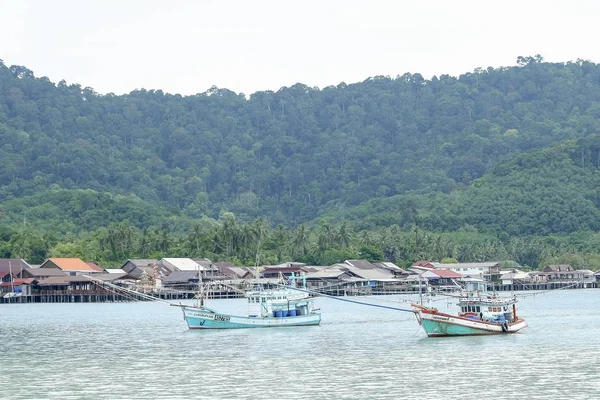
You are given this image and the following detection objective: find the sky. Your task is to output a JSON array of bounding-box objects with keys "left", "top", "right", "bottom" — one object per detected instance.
[{"left": 1, "top": 0, "right": 599, "bottom": 96}]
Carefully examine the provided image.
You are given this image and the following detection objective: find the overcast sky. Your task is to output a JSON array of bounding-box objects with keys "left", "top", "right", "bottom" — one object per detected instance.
[{"left": 1, "top": 0, "right": 599, "bottom": 96}]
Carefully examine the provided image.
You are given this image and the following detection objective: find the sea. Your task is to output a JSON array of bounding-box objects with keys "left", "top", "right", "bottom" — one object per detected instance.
[{"left": 1, "top": 289, "right": 599, "bottom": 400}]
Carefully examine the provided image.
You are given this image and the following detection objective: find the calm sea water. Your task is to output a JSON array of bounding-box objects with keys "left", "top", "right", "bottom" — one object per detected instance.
[{"left": 1, "top": 289, "right": 599, "bottom": 399}]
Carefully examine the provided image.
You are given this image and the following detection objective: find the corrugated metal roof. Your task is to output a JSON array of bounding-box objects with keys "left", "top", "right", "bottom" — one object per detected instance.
[
  {"left": 213, "top": 263, "right": 245, "bottom": 278},
  {"left": 105, "top": 269, "right": 126, "bottom": 274},
  {"left": 22, "top": 267, "right": 66, "bottom": 277},
  {"left": 124, "top": 259, "right": 160, "bottom": 267},
  {"left": 91, "top": 273, "right": 128, "bottom": 281},
  {"left": 345, "top": 266, "right": 393, "bottom": 280},
  {"left": 0, "top": 259, "right": 31, "bottom": 274},
  {"left": 262, "top": 267, "right": 308, "bottom": 274},
  {"left": 306, "top": 268, "right": 348, "bottom": 279},
  {"left": 374, "top": 262, "right": 406, "bottom": 272},
  {"left": 37, "top": 276, "right": 93, "bottom": 286},
  {"left": 431, "top": 262, "right": 499, "bottom": 269},
  {"left": 345, "top": 260, "right": 377, "bottom": 270},
  {"left": 192, "top": 258, "right": 213, "bottom": 269},
  {"left": 163, "top": 270, "right": 199, "bottom": 284},
  {"left": 161, "top": 258, "right": 204, "bottom": 271}
]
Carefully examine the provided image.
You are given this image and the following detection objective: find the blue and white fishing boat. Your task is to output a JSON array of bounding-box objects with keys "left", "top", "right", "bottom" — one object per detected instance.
[
  {"left": 177, "top": 275, "right": 321, "bottom": 329},
  {"left": 412, "top": 279, "right": 527, "bottom": 337}
]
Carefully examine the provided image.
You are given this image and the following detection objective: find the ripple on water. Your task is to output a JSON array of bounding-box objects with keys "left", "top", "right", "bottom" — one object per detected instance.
[{"left": 1, "top": 290, "right": 600, "bottom": 399}]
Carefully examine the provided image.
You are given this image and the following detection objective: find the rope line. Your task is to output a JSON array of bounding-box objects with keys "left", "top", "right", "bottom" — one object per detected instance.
[{"left": 278, "top": 284, "right": 415, "bottom": 313}]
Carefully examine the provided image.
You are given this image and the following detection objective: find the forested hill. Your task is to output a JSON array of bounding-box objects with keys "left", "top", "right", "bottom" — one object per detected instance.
[{"left": 2, "top": 55, "right": 600, "bottom": 234}]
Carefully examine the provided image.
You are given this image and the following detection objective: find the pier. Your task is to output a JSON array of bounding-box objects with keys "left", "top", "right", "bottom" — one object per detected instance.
[{"left": 2, "top": 281, "right": 595, "bottom": 304}]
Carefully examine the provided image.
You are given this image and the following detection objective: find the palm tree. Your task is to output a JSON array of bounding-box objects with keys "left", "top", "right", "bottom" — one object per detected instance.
[
  {"left": 316, "top": 223, "right": 336, "bottom": 253},
  {"left": 138, "top": 227, "right": 151, "bottom": 258},
  {"left": 9, "top": 228, "right": 34, "bottom": 260},
  {"left": 289, "top": 225, "right": 311, "bottom": 259},
  {"left": 357, "top": 230, "right": 375, "bottom": 247},
  {"left": 251, "top": 218, "right": 269, "bottom": 266},
  {"left": 102, "top": 225, "right": 120, "bottom": 260},
  {"left": 238, "top": 224, "right": 255, "bottom": 261},
  {"left": 273, "top": 225, "right": 289, "bottom": 262},
  {"left": 188, "top": 224, "right": 203, "bottom": 256},
  {"left": 337, "top": 222, "right": 352, "bottom": 249},
  {"left": 158, "top": 229, "right": 172, "bottom": 253}
]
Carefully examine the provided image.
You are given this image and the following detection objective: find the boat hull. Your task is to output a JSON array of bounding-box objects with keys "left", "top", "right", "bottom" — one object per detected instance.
[
  {"left": 182, "top": 307, "right": 321, "bottom": 329},
  {"left": 416, "top": 311, "right": 527, "bottom": 337}
]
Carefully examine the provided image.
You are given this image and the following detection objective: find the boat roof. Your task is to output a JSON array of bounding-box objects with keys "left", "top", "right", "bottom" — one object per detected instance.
[
  {"left": 245, "top": 287, "right": 307, "bottom": 297},
  {"left": 459, "top": 296, "right": 517, "bottom": 305}
]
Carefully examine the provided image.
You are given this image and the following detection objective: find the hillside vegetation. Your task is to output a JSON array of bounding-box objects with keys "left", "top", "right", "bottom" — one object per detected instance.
[{"left": 2, "top": 55, "right": 600, "bottom": 268}]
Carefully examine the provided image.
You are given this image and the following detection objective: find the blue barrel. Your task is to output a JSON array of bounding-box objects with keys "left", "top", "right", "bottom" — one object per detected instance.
[
  {"left": 275, "top": 311, "right": 283, "bottom": 317},
  {"left": 288, "top": 309, "right": 297, "bottom": 317}
]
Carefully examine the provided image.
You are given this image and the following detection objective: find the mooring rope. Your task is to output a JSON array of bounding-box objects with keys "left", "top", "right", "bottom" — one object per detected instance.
[{"left": 278, "top": 284, "right": 415, "bottom": 313}]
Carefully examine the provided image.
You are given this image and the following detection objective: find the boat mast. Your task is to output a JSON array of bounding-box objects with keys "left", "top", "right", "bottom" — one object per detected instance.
[
  {"left": 419, "top": 271, "right": 423, "bottom": 305},
  {"left": 198, "top": 264, "right": 204, "bottom": 307},
  {"left": 9, "top": 261, "right": 14, "bottom": 294}
]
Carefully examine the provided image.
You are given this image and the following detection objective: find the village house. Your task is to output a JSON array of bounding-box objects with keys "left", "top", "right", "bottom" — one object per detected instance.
[
  {"left": 1, "top": 277, "right": 35, "bottom": 297},
  {"left": 429, "top": 262, "right": 501, "bottom": 281},
  {"left": 121, "top": 259, "right": 171, "bottom": 279},
  {"left": 0, "top": 258, "right": 31, "bottom": 275},
  {"left": 35, "top": 275, "right": 96, "bottom": 293},
  {"left": 20, "top": 266, "right": 67, "bottom": 280},
  {"left": 0, "top": 271, "right": 11, "bottom": 284},
  {"left": 421, "top": 269, "right": 464, "bottom": 287},
  {"left": 212, "top": 261, "right": 247, "bottom": 280},
  {"left": 374, "top": 262, "right": 409, "bottom": 278},
  {"left": 162, "top": 270, "right": 200, "bottom": 291},
  {"left": 39, "top": 258, "right": 97, "bottom": 276},
  {"left": 304, "top": 266, "right": 359, "bottom": 289},
  {"left": 260, "top": 265, "right": 311, "bottom": 279},
  {"left": 530, "top": 265, "right": 595, "bottom": 283},
  {"left": 500, "top": 270, "right": 532, "bottom": 285}
]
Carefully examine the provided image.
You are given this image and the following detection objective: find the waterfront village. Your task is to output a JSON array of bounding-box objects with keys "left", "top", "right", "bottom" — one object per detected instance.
[{"left": 1, "top": 257, "right": 598, "bottom": 304}]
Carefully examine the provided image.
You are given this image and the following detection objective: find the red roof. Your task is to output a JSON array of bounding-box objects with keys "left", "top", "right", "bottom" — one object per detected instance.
[
  {"left": 433, "top": 269, "right": 463, "bottom": 278},
  {"left": 412, "top": 260, "right": 434, "bottom": 269},
  {"left": 86, "top": 262, "right": 105, "bottom": 272},
  {"left": 0, "top": 278, "right": 35, "bottom": 286}
]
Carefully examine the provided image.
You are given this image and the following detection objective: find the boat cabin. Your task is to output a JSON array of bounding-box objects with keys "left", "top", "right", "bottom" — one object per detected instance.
[
  {"left": 458, "top": 297, "right": 517, "bottom": 323},
  {"left": 246, "top": 288, "right": 313, "bottom": 318}
]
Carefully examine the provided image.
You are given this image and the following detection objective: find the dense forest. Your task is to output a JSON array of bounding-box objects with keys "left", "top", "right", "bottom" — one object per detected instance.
[{"left": 2, "top": 55, "right": 600, "bottom": 269}]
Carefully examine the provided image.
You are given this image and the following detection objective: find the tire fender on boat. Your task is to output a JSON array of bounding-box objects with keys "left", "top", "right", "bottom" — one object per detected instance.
[{"left": 501, "top": 321, "right": 509, "bottom": 332}]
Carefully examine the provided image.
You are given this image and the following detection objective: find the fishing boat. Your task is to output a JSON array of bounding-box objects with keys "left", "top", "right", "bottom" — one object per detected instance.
[
  {"left": 176, "top": 274, "right": 321, "bottom": 329},
  {"left": 412, "top": 279, "right": 527, "bottom": 337}
]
